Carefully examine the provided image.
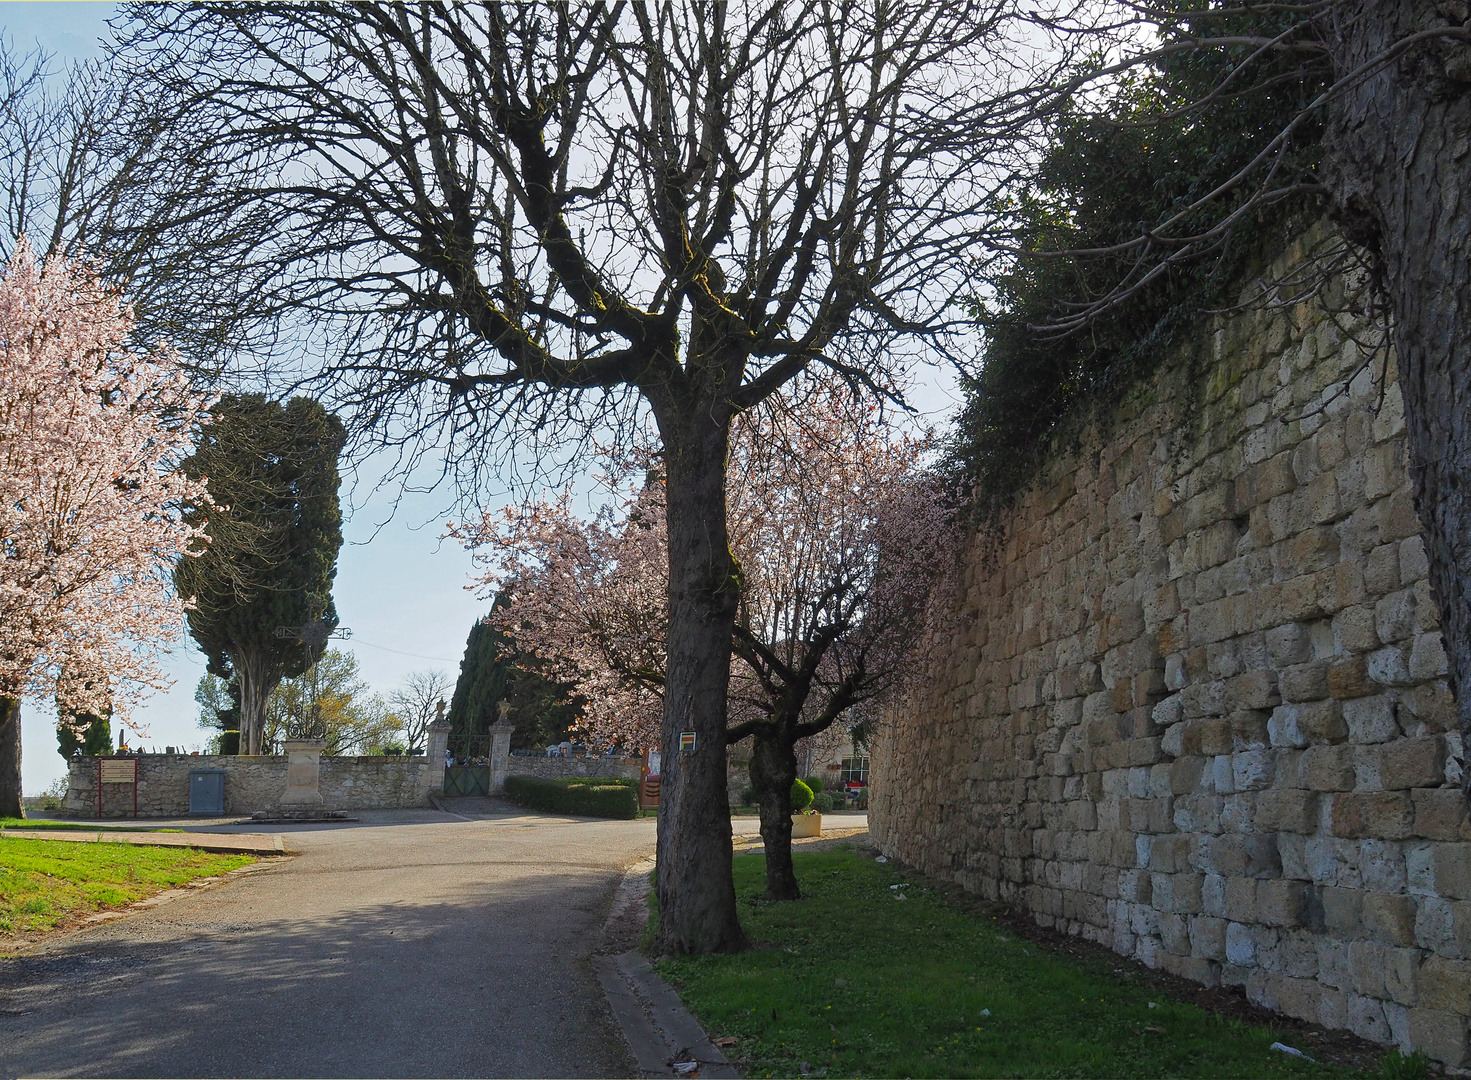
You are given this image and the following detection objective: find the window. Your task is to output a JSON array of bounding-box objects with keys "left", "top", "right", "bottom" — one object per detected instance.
[{"left": 840, "top": 756, "right": 869, "bottom": 786}]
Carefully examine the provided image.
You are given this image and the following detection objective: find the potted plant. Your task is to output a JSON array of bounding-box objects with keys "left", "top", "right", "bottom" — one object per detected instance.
[{"left": 790, "top": 778, "right": 821, "bottom": 838}]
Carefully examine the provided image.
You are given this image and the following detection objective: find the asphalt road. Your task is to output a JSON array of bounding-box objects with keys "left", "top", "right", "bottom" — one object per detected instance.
[{"left": 0, "top": 806, "right": 658, "bottom": 1079}]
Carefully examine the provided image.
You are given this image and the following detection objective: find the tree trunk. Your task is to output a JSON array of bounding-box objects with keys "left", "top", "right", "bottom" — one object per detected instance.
[
  {"left": 1324, "top": 5, "right": 1471, "bottom": 763},
  {"left": 652, "top": 406, "right": 747, "bottom": 954},
  {"left": 0, "top": 695, "right": 24, "bottom": 818},
  {"left": 750, "top": 730, "right": 801, "bottom": 901},
  {"left": 230, "top": 648, "right": 277, "bottom": 756}
]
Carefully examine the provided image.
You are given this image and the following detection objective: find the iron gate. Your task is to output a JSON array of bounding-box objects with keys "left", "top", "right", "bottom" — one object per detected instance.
[{"left": 443, "top": 732, "right": 492, "bottom": 797}]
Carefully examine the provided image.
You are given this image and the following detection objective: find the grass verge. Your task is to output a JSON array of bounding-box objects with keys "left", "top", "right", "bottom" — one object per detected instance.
[
  {"left": 0, "top": 836, "right": 253, "bottom": 936},
  {"left": 1, "top": 817, "right": 182, "bottom": 832},
  {"left": 656, "top": 851, "right": 1376, "bottom": 1079}
]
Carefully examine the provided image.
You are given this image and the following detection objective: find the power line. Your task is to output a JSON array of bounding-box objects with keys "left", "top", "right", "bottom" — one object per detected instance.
[{"left": 350, "top": 637, "right": 459, "bottom": 664}]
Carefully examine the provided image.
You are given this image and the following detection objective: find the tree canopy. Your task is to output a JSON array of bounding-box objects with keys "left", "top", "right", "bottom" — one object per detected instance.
[{"left": 174, "top": 393, "right": 346, "bottom": 756}]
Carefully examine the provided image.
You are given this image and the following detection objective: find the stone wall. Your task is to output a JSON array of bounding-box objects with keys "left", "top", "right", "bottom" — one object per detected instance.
[
  {"left": 870, "top": 232, "right": 1470, "bottom": 1064},
  {"left": 65, "top": 753, "right": 433, "bottom": 817},
  {"left": 505, "top": 755, "right": 642, "bottom": 781}
]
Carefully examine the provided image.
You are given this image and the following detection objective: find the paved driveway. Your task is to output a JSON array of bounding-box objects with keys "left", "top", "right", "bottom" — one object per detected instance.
[{"left": 0, "top": 806, "right": 657, "bottom": 1079}]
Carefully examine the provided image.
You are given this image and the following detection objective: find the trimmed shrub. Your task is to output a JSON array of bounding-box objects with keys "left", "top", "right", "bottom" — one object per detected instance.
[
  {"left": 502, "top": 775, "right": 639, "bottom": 819},
  {"left": 790, "top": 778, "right": 814, "bottom": 813},
  {"left": 812, "top": 791, "right": 836, "bottom": 813},
  {"left": 740, "top": 786, "right": 758, "bottom": 806},
  {"left": 802, "top": 776, "right": 825, "bottom": 794}
]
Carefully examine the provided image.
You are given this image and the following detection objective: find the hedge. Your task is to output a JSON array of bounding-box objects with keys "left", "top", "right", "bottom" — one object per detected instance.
[{"left": 502, "top": 775, "right": 640, "bottom": 819}]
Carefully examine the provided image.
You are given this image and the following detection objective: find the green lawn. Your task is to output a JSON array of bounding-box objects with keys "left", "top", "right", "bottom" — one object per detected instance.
[
  {"left": 1, "top": 817, "right": 182, "bottom": 832},
  {"left": 0, "top": 836, "right": 253, "bottom": 936},
  {"left": 656, "top": 851, "right": 1377, "bottom": 1079}
]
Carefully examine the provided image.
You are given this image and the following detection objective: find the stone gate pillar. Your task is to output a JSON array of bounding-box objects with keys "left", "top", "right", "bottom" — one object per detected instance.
[
  {"left": 281, "top": 739, "right": 326, "bottom": 806},
  {"left": 426, "top": 710, "right": 451, "bottom": 797},
  {"left": 488, "top": 718, "right": 515, "bottom": 794}
]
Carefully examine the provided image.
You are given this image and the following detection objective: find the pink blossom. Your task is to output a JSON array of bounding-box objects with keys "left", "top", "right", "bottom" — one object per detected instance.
[{"left": 0, "top": 238, "right": 212, "bottom": 725}]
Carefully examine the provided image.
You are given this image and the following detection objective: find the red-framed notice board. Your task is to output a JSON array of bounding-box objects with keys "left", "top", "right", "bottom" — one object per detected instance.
[{"left": 98, "top": 757, "right": 138, "bottom": 818}]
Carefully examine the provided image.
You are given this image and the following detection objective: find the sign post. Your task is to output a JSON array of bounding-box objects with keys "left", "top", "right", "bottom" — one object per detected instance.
[{"left": 98, "top": 757, "right": 138, "bottom": 818}]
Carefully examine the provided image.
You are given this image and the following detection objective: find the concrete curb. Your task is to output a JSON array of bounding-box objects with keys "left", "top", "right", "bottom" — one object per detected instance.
[
  {"left": 595, "top": 861, "right": 739, "bottom": 1079},
  {"left": 593, "top": 953, "right": 739, "bottom": 1079},
  {"left": 0, "top": 829, "right": 285, "bottom": 856}
]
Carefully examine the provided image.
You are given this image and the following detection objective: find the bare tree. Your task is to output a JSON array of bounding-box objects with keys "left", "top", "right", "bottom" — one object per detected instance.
[
  {"left": 388, "top": 669, "right": 451, "bottom": 754},
  {"left": 988, "top": 2, "right": 1471, "bottom": 784},
  {"left": 107, "top": 1, "right": 1058, "bottom": 953}
]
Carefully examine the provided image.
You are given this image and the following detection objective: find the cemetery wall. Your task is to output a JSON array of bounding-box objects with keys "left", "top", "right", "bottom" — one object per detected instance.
[
  {"left": 65, "top": 753, "right": 433, "bottom": 816},
  {"left": 868, "top": 231, "right": 1470, "bottom": 1064},
  {"left": 506, "top": 755, "right": 642, "bottom": 781}
]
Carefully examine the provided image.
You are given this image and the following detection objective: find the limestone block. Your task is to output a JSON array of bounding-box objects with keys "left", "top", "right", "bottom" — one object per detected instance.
[
  {"left": 1335, "top": 604, "right": 1381, "bottom": 653},
  {"left": 1289, "top": 979, "right": 1334, "bottom": 1026},
  {"left": 1386, "top": 947, "right": 1422, "bottom": 1007},
  {"left": 1410, "top": 633, "right": 1450, "bottom": 682},
  {"left": 1190, "top": 916, "right": 1227, "bottom": 961},
  {"left": 1368, "top": 645, "right": 1415, "bottom": 688},
  {"left": 1225, "top": 921, "right": 1256, "bottom": 965},
  {"left": 1330, "top": 792, "right": 1414, "bottom": 840},
  {"left": 1379, "top": 738, "right": 1445, "bottom": 791},
  {"left": 1343, "top": 695, "right": 1400, "bottom": 745},
  {"left": 1318, "top": 937, "right": 1354, "bottom": 992},
  {"left": 1350, "top": 938, "right": 1388, "bottom": 997},
  {"left": 1375, "top": 588, "right": 1419, "bottom": 645},
  {"left": 1268, "top": 704, "right": 1311, "bottom": 749},
  {"left": 1327, "top": 655, "right": 1376, "bottom": 699},
  {"left": 1416, "top": 897, "right": 1458, "bottom": 957},
  {"left": 1278, "top": 661, "right": 1330, "bottom": 703},
  {"left": 1434, "top": 845, "right": 1471, "bottom": 901},
  {"left": 1232, "top": 749, "right": 1275, "bottom": 791},
  {"left": 1363, "top": 893, "right": 1419, "bottom": 947},
  {"left": 1414, "top": 790, "right": 1471, "bottom": 842},
  {"left": 1303, "top": 744, "right": 1356, "bottom": 791},
  {"left": 1296, "top": 700, "right": 1348, "bottom": 744},
  {"left": 1225, "top": 877, "right": 1258, "bottom": 922},
  {"left": 1266, "top": 622, "right": 1315, "bottom": 668},
  {"left": 1409, "top": 1007, "right": 1470, "bottom": 1067},
  {"left": 1255, "top": 789, "right": 1318, "bottom": 834},
  {"left": 1419, "top": 957, "right": 1471, "bottom": 1014},
  {"left": 1258, "top": 879, "right": 1307, "bottom": 927},
  {"left": 1362, "top": 839, "right": 1409, "bottom": 893},
  {"left": 1347, "top": 993, "right": 1392, "bottom": 1043}
]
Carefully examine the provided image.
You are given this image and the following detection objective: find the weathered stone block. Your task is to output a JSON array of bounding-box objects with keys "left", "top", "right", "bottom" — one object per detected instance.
[
  {"left": 1331, "top": 792, "right": 1414, "bottom": 840},
  {"left": 1385, "top": 947, "right": 1421, "bottom": 1007},
  {"left": 1433, "top": 845, "right": 1471, "bottom": 901},
  {"left": 1342, "top": 694, "right": 1399, "bottom": 744},
  {"left": 1258, "top": 879, "right": 1307, "bottom": 927},
  {"left": 1295, "top": 700, "right": 1347, "bottom": 744},
  {"left": 1350, "top": 938, "right": 1387, "bottom": 997},
  {"left": 1327, "top": 655, "right": 1375, "bottom": 699},
  {"left": 1278, "top": 661, "right": 1330, "bottom": 703},
  {"left": 1303, "top": 744, "right": 1356, "bottom": 791},
  {"left": 1379, "top": 738, "right": 1445, "bottom": 790},
  {"left": 1255, "top": 789, "right": 1317, "bottom": 834},
  {"left": 1363, "top": 893, "right": 1419, "bottom": 947},
  {"left": 1409, "top": 1007, "right": 1470, "bottom": 1067},
  {"left": 1415, "top": 790, "right": 1471, "bottom": 842},
  {"left": 1420, "top": 957, "right": 1471, "bottom": 1014},
  {"left": 1191, "top": 916, "right": 1227, "bottom": 961}
]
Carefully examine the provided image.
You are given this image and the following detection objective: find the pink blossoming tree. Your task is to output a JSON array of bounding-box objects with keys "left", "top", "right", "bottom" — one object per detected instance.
[
  {"left": 458, "top": 389, "right": 959, "bottom": 899},
  {"left": 0, "top": 240, "right": 210, "bottom": 818}
]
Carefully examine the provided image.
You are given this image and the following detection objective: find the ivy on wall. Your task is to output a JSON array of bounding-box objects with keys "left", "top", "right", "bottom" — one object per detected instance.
[{"left": 948, "top": 11, "right": 1330, "bottom": 524}]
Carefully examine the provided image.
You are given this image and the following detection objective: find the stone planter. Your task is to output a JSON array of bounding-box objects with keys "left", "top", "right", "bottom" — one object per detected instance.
[{"left": 791, "top": 812, "right": 822, "bottom": 838}]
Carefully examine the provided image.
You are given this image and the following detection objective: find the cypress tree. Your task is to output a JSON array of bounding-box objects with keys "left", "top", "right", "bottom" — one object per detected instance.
[{"left": 174, "top": 394, "right": 345, "bottom": 755}]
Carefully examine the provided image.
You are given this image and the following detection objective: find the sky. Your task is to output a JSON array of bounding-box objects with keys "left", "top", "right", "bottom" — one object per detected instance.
[{"left": 3, "top": 2, "right": 964, "bottom": 795}]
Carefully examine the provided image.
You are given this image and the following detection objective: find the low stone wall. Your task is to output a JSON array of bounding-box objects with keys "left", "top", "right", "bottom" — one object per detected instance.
[
  {"left": 506, "top": 755, "right": 642, "bottom": 781},
  {"left": 871, "top": 231, "right": 1470, "bottom": 1065},
  {"left": 65, "top": 753, "right": 432, "bottom": 817}
]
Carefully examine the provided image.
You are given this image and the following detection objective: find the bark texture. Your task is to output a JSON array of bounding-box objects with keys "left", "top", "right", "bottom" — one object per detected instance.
[
  {"left": 229, "top": 648, "right": 278, "bottom": 757},
  {"left": 652, "top": 405, "right": 746, "bottom": 954},
  {"left": 0, "top": 695, "right": 23, "bottom": 818},
  {"left": 749, "top": 733, "right": 801, "bottom": 901},
  {"left": 1324, "top": 3, "right": 1471, "bottom": 764}
]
